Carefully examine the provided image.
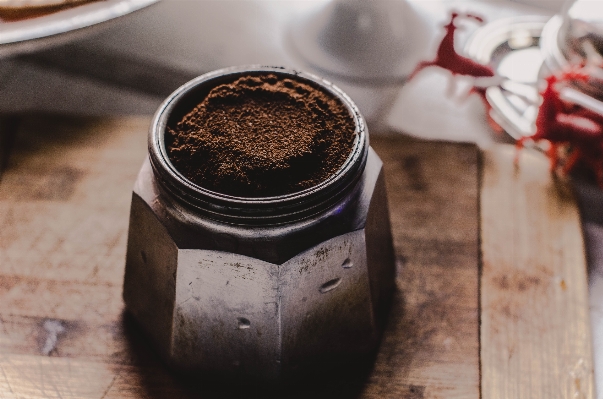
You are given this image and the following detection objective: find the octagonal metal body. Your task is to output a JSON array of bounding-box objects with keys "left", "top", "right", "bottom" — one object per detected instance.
[{"left": 123, "top": 148, "right": 395, "bottom": 381}]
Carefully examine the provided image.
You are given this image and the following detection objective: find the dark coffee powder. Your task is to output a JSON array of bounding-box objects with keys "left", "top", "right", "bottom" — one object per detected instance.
[{"left": 166, "top": 73, "right": 356, "bottom": 197}]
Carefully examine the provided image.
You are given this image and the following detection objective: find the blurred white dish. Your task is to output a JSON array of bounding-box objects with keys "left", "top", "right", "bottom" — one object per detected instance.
[{"left": 0, "top": 0, "right": 159, "bottom": 57}]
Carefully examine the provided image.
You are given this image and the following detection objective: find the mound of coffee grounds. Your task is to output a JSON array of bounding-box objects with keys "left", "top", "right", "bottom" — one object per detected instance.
[{"left": 166, "top": 73, "right": 356, "bottom": 197}]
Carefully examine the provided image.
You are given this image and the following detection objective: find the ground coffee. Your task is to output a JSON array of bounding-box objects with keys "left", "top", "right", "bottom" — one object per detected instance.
[{"left": 166, "top": 73, "right": 356, "bottom": 197}]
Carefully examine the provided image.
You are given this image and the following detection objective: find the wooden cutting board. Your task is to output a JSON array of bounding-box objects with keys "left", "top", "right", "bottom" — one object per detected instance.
[
  {"left": 481, "top": 146, "right": 594, "bottom": 399},
  {"left": 0, "top": 115, "right": 592, "bottom": 398}
]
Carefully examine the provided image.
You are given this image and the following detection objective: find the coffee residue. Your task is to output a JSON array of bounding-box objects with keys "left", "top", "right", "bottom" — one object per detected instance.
[{"left": 166, "top": 73, "right": 356, "bottom": 197}]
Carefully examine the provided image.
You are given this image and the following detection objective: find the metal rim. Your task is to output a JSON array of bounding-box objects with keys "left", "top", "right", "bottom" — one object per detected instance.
[
  {"left": 465, "top": 14, "right": 551, "bottom": 66},
  {"left": 540, "top": 15, "right": 567, "bottom": 74},
  {"left": 148, "top": 65, "right": 368, "bottom": 225}
]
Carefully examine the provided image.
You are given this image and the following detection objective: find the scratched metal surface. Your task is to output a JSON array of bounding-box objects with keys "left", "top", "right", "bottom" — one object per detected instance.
[{"left": 0, "top": 115, "right": 479, "bottom": 398}]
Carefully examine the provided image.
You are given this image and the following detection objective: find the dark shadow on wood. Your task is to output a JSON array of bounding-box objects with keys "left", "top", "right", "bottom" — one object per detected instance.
[
  {"left": 0, "top": 115, "right": 21, "bottom": 183},
  {"left": 120, "top": 309, "right": 391, "bottom": 399}
]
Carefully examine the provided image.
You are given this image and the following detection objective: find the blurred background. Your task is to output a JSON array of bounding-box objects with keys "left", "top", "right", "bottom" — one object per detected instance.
[
  {"left": 0, "top": 0, "right": 565, "bottom": 140},
  {"left": 7, "top": 0, "right": 603, "bottom": 394}
]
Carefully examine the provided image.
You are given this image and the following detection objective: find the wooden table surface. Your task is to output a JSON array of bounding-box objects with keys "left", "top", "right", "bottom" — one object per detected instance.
[{"left": 0, "top": 115, "right": 592, "bottom": 398}]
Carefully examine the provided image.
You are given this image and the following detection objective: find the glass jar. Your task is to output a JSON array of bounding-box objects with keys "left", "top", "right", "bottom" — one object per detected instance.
[{"left": 541, "top": 0, "right": 603, "bottom": 99}]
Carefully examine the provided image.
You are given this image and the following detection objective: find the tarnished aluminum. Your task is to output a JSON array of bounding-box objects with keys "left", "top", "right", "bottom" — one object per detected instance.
[{"left": 122, "top": 66, "right": 396, "bottom": 382}]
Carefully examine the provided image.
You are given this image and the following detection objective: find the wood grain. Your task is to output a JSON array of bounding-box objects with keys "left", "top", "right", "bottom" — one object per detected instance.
[
  {"left": 370, "top": 137, "right": 480, "bottom": 399},
  {"left": 0, "top": 116, "right": 480, "bottom": 398},
  {"left": 480, "top": 145, "right": 594, "bottom": 399}
]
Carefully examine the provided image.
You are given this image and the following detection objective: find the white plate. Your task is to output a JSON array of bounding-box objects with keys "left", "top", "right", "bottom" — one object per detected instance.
[{"left": 0, "top": 0, "right": 159, "bottom": 57}]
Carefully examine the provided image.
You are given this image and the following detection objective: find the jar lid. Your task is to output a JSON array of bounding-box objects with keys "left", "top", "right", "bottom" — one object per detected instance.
[{"left": 464, "top": 15, "right": 549, "bottom": 139}]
